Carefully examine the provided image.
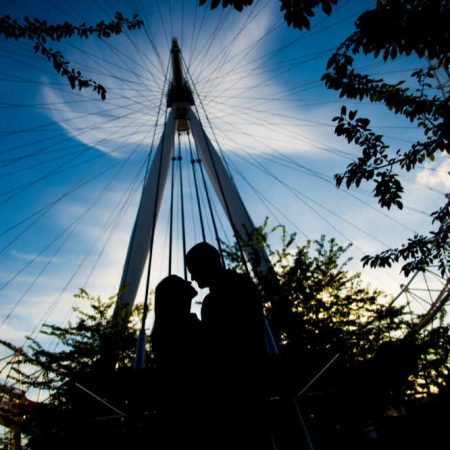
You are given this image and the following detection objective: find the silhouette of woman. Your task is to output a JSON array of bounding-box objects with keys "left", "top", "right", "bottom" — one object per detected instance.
[
  {"left": 152, "top": 274, "right": 200, "bottom": 367},
  {"left": 151, "top": 275, "right": 204, "bottom": 448}
]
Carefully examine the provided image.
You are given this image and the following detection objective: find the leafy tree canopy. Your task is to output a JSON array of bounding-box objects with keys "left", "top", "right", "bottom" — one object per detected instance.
[
  {"left": 1, "top": 227, "right": 448, "bottom": 448},
  {"left": 199, "top": 0, "right": 339, "bottom": 29},
  {"left": 0, "top": 290, "right": 144, "bottom": 403},
  {"left": 0, "top": 290, "right": 151, "bottom": 449},
  {"left": 225, "top": 221, "right": 450, "bottom": 447},
  {"left": 200, "top": 0, "right": 450, "bottom": 278},
  {"left": 0, "top": 12, "right": 143, "bottom": 99},
  {"left": 225, "top": 221, "right": 449, "bottom": 399},
  {"left": 322, "top": 0, "right": 449, "bottom": 277}
]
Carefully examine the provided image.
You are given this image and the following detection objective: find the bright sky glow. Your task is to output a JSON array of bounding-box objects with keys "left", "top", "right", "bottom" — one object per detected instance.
[{"left": 0, "top": 0, "right": 448, "bottom": 365}]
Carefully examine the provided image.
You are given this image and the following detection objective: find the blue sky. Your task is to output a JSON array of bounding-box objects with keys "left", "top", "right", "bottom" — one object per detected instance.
[{"left": 0, "top": 0, "right": 448, "bottom": 357}]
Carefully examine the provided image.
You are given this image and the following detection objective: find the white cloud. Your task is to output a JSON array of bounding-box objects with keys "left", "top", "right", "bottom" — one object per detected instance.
[
  {"left": 416, "top": 158, "right": 450, "bottom": 190},
  {"left": 10, "top": 251, "right": 61, "bottom": 263},
  {"left": 39, "top": 3, "right": 333, "bottom": 157},
  {"left": 40, "top": 82, "right": 156, "bottom": 156}
]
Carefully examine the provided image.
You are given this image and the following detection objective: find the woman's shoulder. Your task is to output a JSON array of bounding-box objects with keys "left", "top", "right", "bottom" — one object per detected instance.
[
  {"left": 188, "top": 312, "right": 201, "bottom": 323},
  {"left": 187, "top": 313, "right": 203, "bottom": 335}
]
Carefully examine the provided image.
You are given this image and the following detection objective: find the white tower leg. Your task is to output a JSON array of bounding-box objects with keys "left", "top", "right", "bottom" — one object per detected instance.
[
  {"left": 188, "top": 107, "right": 273, "bottom": 276},
  {"left": 115, "top": 38, "right": 276, "bottom": 319},
  {"left": 115, "top": 109, "right": 176, "bottom": 314}
]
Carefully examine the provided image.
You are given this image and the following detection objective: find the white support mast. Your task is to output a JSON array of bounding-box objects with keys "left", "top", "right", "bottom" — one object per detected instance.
[
  {"left": 114, "top": 38, "right": 274, "bottom": 317},
  {"left": 114, "top": 110, "right": 176, "bottom": 314}
]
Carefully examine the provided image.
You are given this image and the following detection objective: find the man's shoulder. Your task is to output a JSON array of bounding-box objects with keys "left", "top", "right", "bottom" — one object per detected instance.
[
  {"left": 219, "top": 270, "right": 260, "bottom": 296},
  {"left": 221, "top": 269, "right": 252, "bottom": 283}
]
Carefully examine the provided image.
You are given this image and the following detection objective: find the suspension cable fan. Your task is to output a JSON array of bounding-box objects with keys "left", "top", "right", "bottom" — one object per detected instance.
[{"left": 114, "top": 38, "right": 277, "bottom": 321}]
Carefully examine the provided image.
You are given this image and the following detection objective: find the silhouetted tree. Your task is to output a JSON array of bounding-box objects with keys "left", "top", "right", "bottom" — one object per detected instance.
[
  {"left": 322, "top": 0, "right": 449, "bottom": 277},
  {"left": 0, "top": 289, "right": 151, "bottom": 449},
  {"left": 0, "top": 12, "right": 143, "bottom": 99},
  {"left": 223, "top": 221, "right": 450, "bottom": 448},
  {"left": 1, "top": 227, "right": 448, "bottom": 448},
  {"left": 200, "top": 0, "right": 338, "bottom": 29},
  {"left": 200, "top": 0, "right": 449, "bottom": 278}
]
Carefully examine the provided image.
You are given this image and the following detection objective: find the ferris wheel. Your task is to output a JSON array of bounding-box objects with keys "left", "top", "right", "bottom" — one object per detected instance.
[
  {"left": 0, "top": 1, "right": 448, "bottom": 443},
  {"left": 387, "top": 268, "right": 450, "bottom": 337}
]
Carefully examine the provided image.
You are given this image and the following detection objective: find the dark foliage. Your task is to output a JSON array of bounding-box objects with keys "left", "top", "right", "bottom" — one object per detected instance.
[
  {"left": 1, "top": 228, "right": 448, "bottom": 448},
  {"left": 0, "top": 12, "right": 143, "bottom": 99},
  {"left": 200, "top": 0, "right": 449, "bottom": 278},
  {"left": 322, "top": 0, "right": 449, "bottom": 277},
  {"left": 199, "top": 0, "right": 254, "bottom": 13},
  {"left": 223, "top": 222, "right": 450, "bottom": 448},
  {"left": 0, "top": 290, "right": 154, "bottom": 450},
  {"left": 199, "top": 0, "right": 338, "bottom": 29}
]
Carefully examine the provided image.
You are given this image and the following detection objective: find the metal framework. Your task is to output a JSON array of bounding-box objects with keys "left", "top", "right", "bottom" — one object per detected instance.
[{"left": 114, "top": 38, "right": 274, "bottom": 316}]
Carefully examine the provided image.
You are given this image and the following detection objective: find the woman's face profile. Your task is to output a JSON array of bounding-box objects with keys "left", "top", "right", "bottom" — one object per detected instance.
[
  {"left": 156, "top": 275, "right": 197, "bottom": 313},
  {"left": 180, "top": 280, "right": 197, "bottom": 300}
]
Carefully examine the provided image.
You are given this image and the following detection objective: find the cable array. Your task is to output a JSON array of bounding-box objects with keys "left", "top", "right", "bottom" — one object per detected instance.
[{"left": 0, "top": 0, "right": 446, "bottom": 367}]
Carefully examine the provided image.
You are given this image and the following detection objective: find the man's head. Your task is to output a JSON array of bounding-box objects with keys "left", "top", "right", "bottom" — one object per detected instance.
[{"left": 186, "top": 242, "right": 223, "bottom": 288}]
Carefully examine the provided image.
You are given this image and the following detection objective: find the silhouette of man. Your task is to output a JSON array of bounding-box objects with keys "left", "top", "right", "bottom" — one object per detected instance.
[
  {"left": 186, "top": 242, "right": 266, "bottom": 361},
  {"left": 185, "top": 242, "right": 269, "bottom": 449}
]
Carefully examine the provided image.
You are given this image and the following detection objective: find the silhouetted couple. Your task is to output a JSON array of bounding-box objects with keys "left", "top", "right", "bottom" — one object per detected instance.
[{"left": 151, "top": 242, "right": 271, "bottom": 449}]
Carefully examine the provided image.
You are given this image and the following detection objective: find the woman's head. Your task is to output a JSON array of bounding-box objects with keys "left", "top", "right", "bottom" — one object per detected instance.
[{"left": 154, "top": 275, "right": 197, "bottom": 319}]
